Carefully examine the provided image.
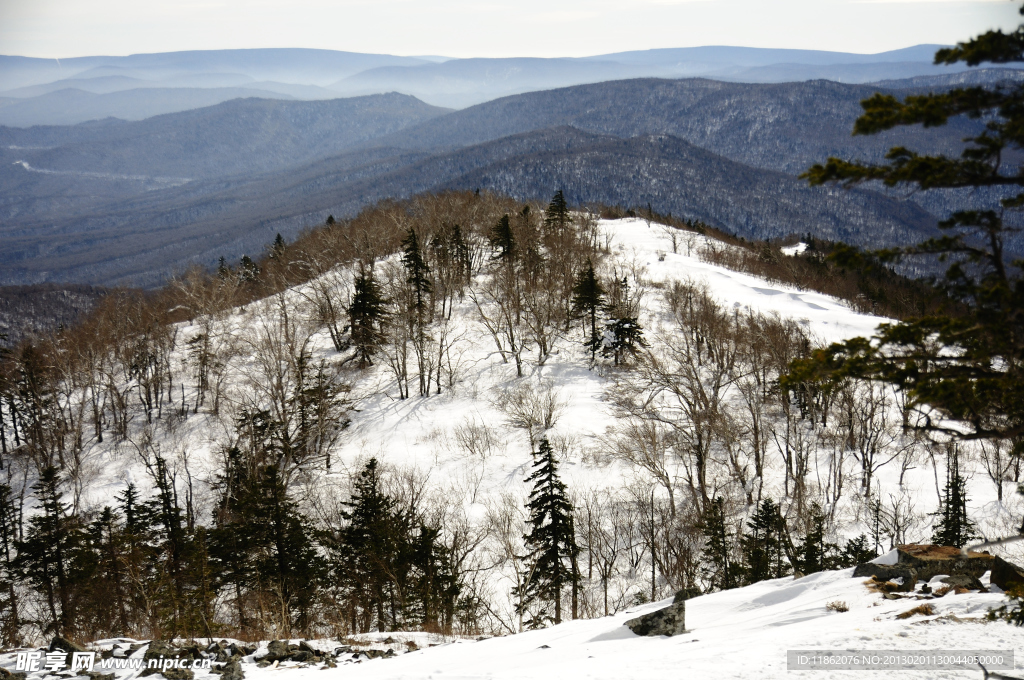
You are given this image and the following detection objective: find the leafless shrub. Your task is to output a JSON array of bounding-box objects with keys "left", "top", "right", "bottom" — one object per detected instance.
[
  {"left": 453, "top": 417, "right": 501, "bottom": 460},
  {"left": 826, "top": 600, "right": 849, "bottom": 613},
  {"left": 492, "top": 380, "right": 568, "bottom": 448}
]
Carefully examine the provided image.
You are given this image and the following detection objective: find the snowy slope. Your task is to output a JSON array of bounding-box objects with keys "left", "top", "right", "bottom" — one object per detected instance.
[
  {"left": 7, "top": 217, "right": 1024, "bottom": 678},
  {"left": 65, "top": 217, "right": 1024, "bottom": 595},
  {"left": 3, "top": 569, "right": 1018, "bottom": 680},
  {"left": 312, "top": 570, "right": 1017, "bottom": 680}
]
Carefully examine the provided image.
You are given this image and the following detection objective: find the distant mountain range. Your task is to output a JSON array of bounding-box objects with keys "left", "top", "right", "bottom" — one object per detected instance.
[
  {"left": 2, "top": 45, "right": 1021, "bottom": 124},
  {"left": 5, "top": 70, "right": 1016, "bottom": 287}
]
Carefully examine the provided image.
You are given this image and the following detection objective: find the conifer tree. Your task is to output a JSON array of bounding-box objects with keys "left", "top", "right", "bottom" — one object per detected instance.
[
  {"left": 210, "top": 451, "right": 324, "bottom": 636},
  {"left": 239, "top": 255, "right": 260, "bottom": 282},
  {"left": 490, "top": 214, "right": 516, "bottom": 263},
  {"left": 837, "top": 534, "right": 877, "bottom": 568},
  {"left": 88, "top": 506, "right": 130, "bottom": 635},
  {"left": 602, "top": 276, "right": 647, "bottom": 366},
  {"left": 16, "top": 467, "right": 92, "bottom": 637},
  {"left": 349, "top": 270, "right": 389, "bottom": 368},
  {"left": 570, "top": 261, "right": 606, "bottom": 362},
  {"left": 0, "top": 483, "right": 21, "bottom": 645},
  {"left": 699, "top": 496, "right": 739, "bottom": 591},
  {"left": 790, "top": 8, "right": 1024, "bottom": 451},
  {"left": 522, "top": 437, "right": 579, "bottom": 625},
  {"left": 270, "top": 233, "right": 286, "bottom": 259},
  {"left": 333, "top": 458, "right": 406, "bottom": 631},
  {"left": 794, "top": 503, "right": 838, "bottom": 574},
  {"left": 544, "top": 190, "right": 571, "bottom": 234},
  {"left": 931, "top": 447, "right": 978, "bottom": 548},
  {"left": 402, "top": 228, "right": 432, "bottom": 324},
  {"left": 741, "top": 498, "right": 790, "bottom": 584}
]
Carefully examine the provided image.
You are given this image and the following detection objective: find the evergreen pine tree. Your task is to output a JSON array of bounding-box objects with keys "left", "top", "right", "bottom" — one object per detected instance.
[
  {"left": 0, "top": 483, "right": 21, "bottom": 645},
  {"left": 270, "top": 233, "right": 286, "bottom": 259},
  {"left": 741, "top": 498, "right": 790, "bottom": 584},
  {"left": 522, "top": 437, "right": 579, "bottom": 625},
  {"left": 239, "top": 255, "right": 260, "bottom": 282},
  {"left": 349, "top": 270, "right": 389, "bottom": 368},
  {"left": 15, "top": 467, "right": 93, "bottom": 637},
  {"left": 490, "top": 214, "right": 516, "bottom": 263},
  {"left": 210, "top": 451, "right": 324, "bottom": 636},
  {"left": 794, "top": 503, "right": 838, "bottom": 574},
  {"left": 401, "top": 228, "right": 432, "bottom": 323},
  {"left": 544, "top": 190, "right": 571, "bottom": 234},
  {"left": 931, "top": 447, "right": 978, "bottom": 548},
  {"left": 699, "top": 496, "right": 739, "bottom": 591},
  {"left": 447, "top": 223, "right": 472, "bottom": 286},
  {"left": 837, "top": 534, "right": 877, "bottom": 568},
  {"left": 87, "top": 506, "right": 133, "bottom": 635},
  {"left": 333, "top": 458, "right": 406, "bottom": 631},
  {"left": 790, "top": 8, "right": 1024, "bottom": 453},
  {"left": 602, "top": 276, "right": 647, "bottom": 366},
  {"left": 570, "top": 261, "right": 606, "bottom": 362}
]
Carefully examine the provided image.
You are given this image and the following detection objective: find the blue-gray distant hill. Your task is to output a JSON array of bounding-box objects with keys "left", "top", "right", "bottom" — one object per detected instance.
[
  {"left": 4, "top": 45, "right": 1016, "bottom": 124},
  {"left": 0, "top": 73, "right": 1013, "bottom": 287},
  {"left": 0, "top": 125, "right": 939, "bottom": 287}
]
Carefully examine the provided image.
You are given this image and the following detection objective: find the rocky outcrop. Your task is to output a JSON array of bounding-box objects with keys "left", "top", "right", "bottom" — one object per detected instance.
[
  {"left": 852, "top": 563, "right": 918, "bottom": 591},
  {"left": 852, "top": 544, "right": 1024, "bottom": 593},
  {"left": 895, "top": 544, "right": 993, "bottom": 582},
  {"left": 625, "top": 592, "right": 687, "bottom": 637},
  {"left": 991, "top": 555, "right": 1024, "bottom": 591}
]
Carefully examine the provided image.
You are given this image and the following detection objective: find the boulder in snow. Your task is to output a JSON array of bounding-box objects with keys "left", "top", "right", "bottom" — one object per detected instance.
[
  {"left": 991, "top": 555, "right": 1024, "bottom": 591},
  {"left": 625, "top": 592, "right": 687, "bottom": 637},
  {"left": 852, "top": 563, "right": 918, "bottom": 591}
]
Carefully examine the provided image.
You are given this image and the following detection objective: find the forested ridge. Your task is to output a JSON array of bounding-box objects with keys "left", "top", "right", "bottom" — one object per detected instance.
[{"left": 0, "top": 189, "right": 998, "bottom": 646}]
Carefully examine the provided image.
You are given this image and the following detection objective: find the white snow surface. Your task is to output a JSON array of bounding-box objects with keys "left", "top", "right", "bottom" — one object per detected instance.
[
  {"left": 3, "top": 570, "right": 1019, "bottom": 680},
  {"left": 290, "top": 571, "right": 1017, "bottom": 680}
]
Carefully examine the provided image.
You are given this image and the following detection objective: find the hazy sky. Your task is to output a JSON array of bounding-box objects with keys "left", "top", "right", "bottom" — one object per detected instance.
[{"left": 0, "top": 0, "right": 1020, "bottom": 59}]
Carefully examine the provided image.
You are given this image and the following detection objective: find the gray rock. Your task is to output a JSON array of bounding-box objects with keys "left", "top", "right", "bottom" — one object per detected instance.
[
  {"left": 264, "top": 641, "right": 289, "bottom": 661},
  {"left": 894, "top": 544, "right": 993, "bottom": 582},
  {"left": 852, "top": 563, "right": 918, "bottom": 591},
  {"left": 49, "top": 638, "right": 87, "bottom": 654},
  {"left": 160, "top": 669, "right": 193, "bottom": 680},
  {"left": 145, "top": 641, "right": 183, "bottom": 662},
  {"left": 625, "top": 592, "right": 687, "bottom": 637},
  {"left": 991, "top": 555, "right": 1024, "bottom": 591},
  {"left": 211, "top": 660, "right": 243, "bottom": 680},
  {"left": 78, "top": 672, "right": 113, "bottom": 680},
  {"left": 940, "top": 574, "right": 986, "bottom": 591}
]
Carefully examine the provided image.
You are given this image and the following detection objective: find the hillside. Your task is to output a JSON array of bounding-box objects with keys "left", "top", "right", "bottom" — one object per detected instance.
[{"left": 1, "top": 192, "right": 1021, "bottom": 654}]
